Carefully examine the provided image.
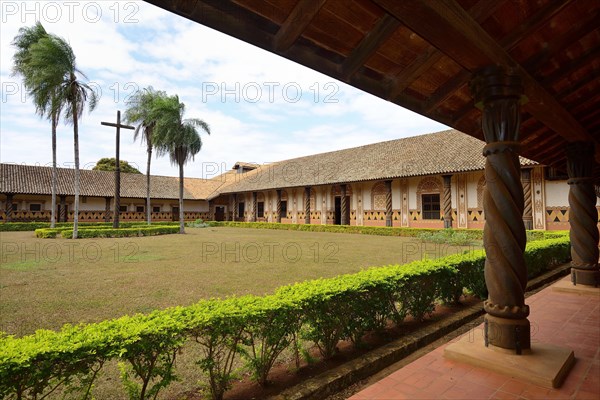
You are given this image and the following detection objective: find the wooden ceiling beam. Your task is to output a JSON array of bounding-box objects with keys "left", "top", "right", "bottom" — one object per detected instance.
[
  {"left": 525, "top": 17, "right": 599, "bottom": 72},
  {"left": 540, "top": 47, "right": 600, "bottom": 84},
  {"left": 500, "top": 1, "right": 570, "bottom": 51},
  {"left": 558, "top": 71, "right": 600, "bottom": 100},
  {"left": 388, "top": 0, "right": 503, "bottom": 99},
  {"left": 373, "top": 0, "right": 598, "bottom": 161},
  {"left": 423, "top": 1, "right": 573, "bottom": 115},
  {"left": 340, "top": 14, "right": 400, "bottom": 81},
  {"left": 273, "top": 0, "right": 329, "bottom": 52}
]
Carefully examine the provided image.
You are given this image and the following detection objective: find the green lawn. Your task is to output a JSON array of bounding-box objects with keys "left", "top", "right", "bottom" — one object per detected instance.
[{"left": 0, "top": 227, "right": 480, "bottom": 336}]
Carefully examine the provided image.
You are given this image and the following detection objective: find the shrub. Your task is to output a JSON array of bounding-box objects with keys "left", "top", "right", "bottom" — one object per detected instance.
[
  {"left": 2, "top": 221, "right": 177, "bottom": 232},
  {"left": 417, "top": 229, "right": 474, "bottom": 245},
  {"left": 187, "top": 219, "right": 210, "bottom": 228},
  {"left": 60, "top": 226, "right": 180, "bottom": 239}
]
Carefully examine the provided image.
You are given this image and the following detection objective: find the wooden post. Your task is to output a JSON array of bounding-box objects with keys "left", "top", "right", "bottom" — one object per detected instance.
[
  {"left": 252, "top": 192, "right": 257, "bottom": 222},
  {"left": 276, "top": 189, "right": 282, "bottom": 223},
  {"left": 341, "top": 184, "right": 349, "bottom": 225},
  {"left": 101, "top": 111, "right": 135, "bottom": 229},
  {"left": 443, "top": 175, "right": 452, "bottom": 229},
  {"left": 60, "top": 195, "right": 67, "bottom": 222},
  {"left": 233, "top": 194, "right": 238, "bottom": 221},
  {"left": 521, "top": 169, "right": 533, "bottom": 230},
  {"left": 104, "top": 197, "right": 111, "bottom": 222},
  {"left": 566, "top": 142, "right": 599, "bottom": 287},
  {"left": 385, "top": 180, "right": 393, "bottom": 227},
  {"left": 5, "top": 194, "right": 13, "bottom": 222},
  {"left": 305, "top": 186, "right": 311, "bottom": 224},
  {"left": 471, "top": 66, "right": 529, "bottom": 353}
]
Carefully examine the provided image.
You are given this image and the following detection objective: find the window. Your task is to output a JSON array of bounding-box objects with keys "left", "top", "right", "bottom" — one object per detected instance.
[
  {"left": 238, "top": 202, "right": 245, "bottom": 218},
  {"left": 153, "top": 206, "right": 161, "bottom": 213},
  {"left": 29, "top": 204, "right": 42, "bottom": 212},
  {"left": 280, "top": 200, "right": 287, "bottom": 217},
  {"left": 136, "top": 206, "right": 144, "bottom": 213},
  {"left": 119, "top": 205, "right": 128, "bottom": 212},
  {"left": 11, "top": 203, "right": 18, "bottom": 211},
  {"left": 422, "top": 194, "right": 441, "bottom": 220},
  {"left": 81, "top": 196, "right": 87, "bottom": 203},
  {"left": 257, "top": 202, "right": 264, "bottom": 218}
]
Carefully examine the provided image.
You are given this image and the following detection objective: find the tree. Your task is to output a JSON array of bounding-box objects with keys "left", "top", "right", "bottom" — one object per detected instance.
[
  {"left": 93, "top": 157, "right": 141, "bottom": 174},
  {"left": 25, "top": 32, "right": 98, "bottom": 238},
  {"left": 153, "top": 95, "right": 210, "bottom": 234},
  {"left": 11, "top": 22, "right": 62, "bottom": 227},
  {"left": 124, "top": 87, "right": 168, "bottom": 224}
]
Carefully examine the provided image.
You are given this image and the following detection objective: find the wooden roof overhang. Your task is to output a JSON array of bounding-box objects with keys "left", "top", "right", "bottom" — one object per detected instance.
[{"left": 145, "top": 0, "right": 600, "bottom": 182}]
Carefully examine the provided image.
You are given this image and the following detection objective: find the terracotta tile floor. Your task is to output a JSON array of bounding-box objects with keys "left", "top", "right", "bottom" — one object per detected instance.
[{"left": 349, "top": 276, "right": 599, "bottom": 399}]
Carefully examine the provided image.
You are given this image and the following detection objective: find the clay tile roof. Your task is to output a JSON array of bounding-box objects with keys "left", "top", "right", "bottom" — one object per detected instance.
[
  {"left": 216, "top": 129, "right": 537, "bottom": 193},
  {"left": 0, "top": 163, "right": 224, "bottom": 200}
]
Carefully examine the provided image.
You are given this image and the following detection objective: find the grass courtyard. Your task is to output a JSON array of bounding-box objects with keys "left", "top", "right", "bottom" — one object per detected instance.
[{"left": 0, "top": 226, "right": 480, "bottom": 337}]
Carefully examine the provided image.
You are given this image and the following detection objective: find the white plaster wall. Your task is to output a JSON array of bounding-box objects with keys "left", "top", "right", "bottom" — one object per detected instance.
[
  {"left": 362, "top": 182, "right": 372, "bottom": 210},
  {"left": 407, "top": 177, "right": 419, "bottom": 209},
  {"left": 450, "top": 176, "right": 457, "bottom": 208},
  {"left": 184, "top": 200, "right": 209, "bottom": 212},
  {"left": 81, "top": 197, "right": 107, "bottom": 211},
  {"left": 467, "top": 172, "right": 481, "bottom": 208},
  {"left": 391, "top": 179, "right": 401, "bottom": 209},
  {"left": 545, "top": 181, "right": 569, "bottom": 207}
]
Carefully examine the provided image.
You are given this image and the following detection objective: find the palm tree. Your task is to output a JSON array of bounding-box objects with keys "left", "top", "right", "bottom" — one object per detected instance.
[
  {"left": 153, "top": 95, "right": 210, "bottom": 233},
  {"left": 26, "top": 33, "right": 98, "bottom": 238},
  {"left": 11, "top": 22, "right": 63, "bottom": 228},
  {"left": 124, "top": 87, "right": 167, "bottom": 225}
]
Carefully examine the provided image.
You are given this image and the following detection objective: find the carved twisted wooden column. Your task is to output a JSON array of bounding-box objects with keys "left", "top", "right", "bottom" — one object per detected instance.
[
  {"left": 521, "top": 169, "right": 533, "bottom": 230},
  {"left": 443, "top": 175, "right": 452, "bottom": 229},
  {"left": 252, "top": 192, "right": 257, "bottom": 222},
  {"left": 566, "top": 142, "right": 599, "bottom": 287},
  {"left": 276, "top": 189, "right": 282, "bottom": 223},
  {"left": 341, "top": 184, "right": 349, "bottom": 225},
  {"left": 233, "top": 194, "right": 239, "bottom": 221},
  {"left": 305, "top": 187, "right": 311, "bottom": 224},
  {"left": 5, "top": 194, "right": 13, "bottom": 222},
  {"left": 104, "top": 196, "right": 111, "bottom": 222},
  {"left": 385, "top": 180, "right": 393, "bottom": 227},
  {"left": 471, "top": 66, "right": 529, "bottom": 353}
]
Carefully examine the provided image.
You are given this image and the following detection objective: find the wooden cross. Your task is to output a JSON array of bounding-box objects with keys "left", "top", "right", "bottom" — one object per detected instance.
[{"left": 101, "top": 110, "right": 135, "bottom": 228}]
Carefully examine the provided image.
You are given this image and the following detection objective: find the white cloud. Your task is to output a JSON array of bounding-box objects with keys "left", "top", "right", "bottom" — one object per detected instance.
[{"left": 0, "top": 0, "right": 448, "bottom": 178}]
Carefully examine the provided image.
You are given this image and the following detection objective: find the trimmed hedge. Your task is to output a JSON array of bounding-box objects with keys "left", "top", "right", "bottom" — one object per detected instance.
[
  {"left": 208, "top": 221, "right": 486, "bottom": 239},
  {"left": 1, "top": 221, "right": 177, "bottom": 232},
  {"left": 209, "top": 221, "right": 568, "bottom": 242},
  {"left": 0, "top": 237, "right": 570, "bottom": 400},
  {"left": 60, "top": 226, "right": 180, "bottom": 239},
  {"left": 35, "top": 223, "right": 180, "bottom": 238}
]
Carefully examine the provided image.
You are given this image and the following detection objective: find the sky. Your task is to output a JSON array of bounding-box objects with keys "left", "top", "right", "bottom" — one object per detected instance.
[{"left": 0, "top": 1, "right": 448, "bottom": 179}]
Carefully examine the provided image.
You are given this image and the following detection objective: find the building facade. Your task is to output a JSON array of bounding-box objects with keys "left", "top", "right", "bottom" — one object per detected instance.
[{"left": 2, "top": 130, "right": 598, "bottom": 229}]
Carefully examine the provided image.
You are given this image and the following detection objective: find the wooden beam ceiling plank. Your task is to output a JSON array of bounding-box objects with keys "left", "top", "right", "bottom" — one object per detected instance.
[
  {"left": 387, "top": 0, "right": 503, "bottom": 99},
  {"left": 525, "top": 17, "right": 599, "bottom": 72},
  {"left": 340, "top": 14, "right": 401, "bottom": 81},
  {"left": 500, "top": 1, "right": 570, "bottom": 51},
  {"left": 273, "top": 0, "right": 329, "bottom": 52},
  {"left": 387, "top": 50, "right": 443, "bottom": 100},
  {"left": 417, "top": 1, "right": 582, "bottom": 116},
  {"left": 541, "top": 47, "right": 600, "bottom": 84},
  {"left": 423, "top": 70, "right": 469, "bottom": 113},
  {"left": 373, "top": 0, "right": 597, "bottom": 161}
]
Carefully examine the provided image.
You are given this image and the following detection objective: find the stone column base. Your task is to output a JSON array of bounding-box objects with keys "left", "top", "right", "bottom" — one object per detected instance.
[
  {"left": 445, "top": 327, "right": 574, "bottom": 389},
  {"left": 571, "top": 268, "right": 599, "bottom": 287},
  {"left": 484, "top": 314, "right": 530, "bottom": 354}
]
